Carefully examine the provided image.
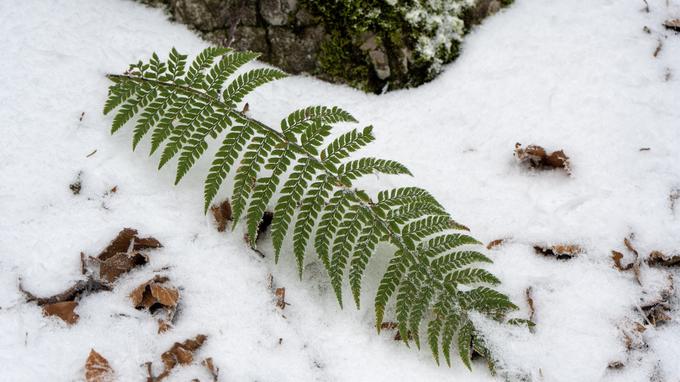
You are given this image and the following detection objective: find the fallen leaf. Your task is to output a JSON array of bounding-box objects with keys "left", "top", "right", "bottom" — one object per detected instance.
[
  {"left": 43, "top": 301, "right": 79, "bottom": 324},
  {"left": 608, "top": 361, "right": 624, "bottom": 370},
  {"left": 98, "top": 228, "right": 162, "bottom": 262},
  {"left": 533, "top": 244, "right": 582, "bottom": 260},
  {"left": 99, "top": 252, "right": 149, "bottom": 283},
  {"left": 210, "top": 200, "right": 232, "bottom": 232},
  {"left": 648, "top": 251, "right": 680, "bottom": 267},
  {"left": 154, "top": 335, "right": 208, "bottom": 381},
  {"left": 130, "top": 276, "right": 179, "bottom": 333},
  {"left": 85, "top": 349, "right": 114, "bottom": 382},
  {"left": 275, "top": 287, "right": 286, "bottom": 309},
  {"left": 612, "top": 250, "right": 634, "bottom": 271},
  {"left": 20, "top": 277, "right": 110, "bottom": 306},
  {"left": 515, "top": 143, "right": 571, "bottom": 174},
  {"left": 486, "top": 238, "right": 506, "bottom": 250},
  {"left": 526, "top": 287, "right": 536, "bottom": 325},
  {"left": 202, "top": 358, "right": 219, "bottom": 382},
  {"left": 663, "top": 18, "right": 680, "bottom": 32}
]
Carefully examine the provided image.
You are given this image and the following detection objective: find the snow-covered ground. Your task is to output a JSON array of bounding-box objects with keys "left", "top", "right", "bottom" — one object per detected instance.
[{"left": 1, "top": 0, "right": 679, "bottom": 381}]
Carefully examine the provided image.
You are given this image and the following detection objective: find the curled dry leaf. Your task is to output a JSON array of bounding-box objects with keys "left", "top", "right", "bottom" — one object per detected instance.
[
  {"left": 275, "top": 287, "right": 286, "bottom": 310},
  {"left": 525, "top": 287, "right": 536, "bottom": 325},
  {"left": 202, "top": 357, "right": 219, "bottom": 382},
  {"left": 663, "top": 19, "right": 680, "bottom": 32},
  {"left": 210, "top": 199, "right": 232, "bottom": 232},
  {"left": 43, "top": 301, "right": 79, "bottom": 325},
  {"left": 533, "top": 244, "right": 582, "bottom": 260},
  {"left": 97, "top": 228, "right": 162, "bottom": 283},
  {"left": 152, "top": 335, "right": 207, "bottom": 381},
  {"left": 514, "top": 143, "right": 571, "bottom": 174},
  {"left": 612, "top": 251, "right": 634, "bottom": 271},
  {"left": 98, "top": 228, "right": 162, "bottom": 261},
  {"left": 85, "top": 349, "right": 114, "bottom": 382},
  {"left": 648, "top": 251, "right": 680, "bottom": 267},
  {"left": 130, "top": 276, "right": 179, "bottom": 333}
]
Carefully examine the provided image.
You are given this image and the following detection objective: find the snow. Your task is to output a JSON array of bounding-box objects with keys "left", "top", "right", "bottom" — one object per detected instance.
[{"left": 1, "top": 0, "right": 679, "bottom": 381}]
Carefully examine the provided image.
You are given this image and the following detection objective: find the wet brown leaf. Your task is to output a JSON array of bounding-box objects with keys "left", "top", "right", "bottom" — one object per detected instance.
[
  {"left": 210, "top": 200, "right": 232, "bottom": 232},
  {"left": 534, "top": 244, "right": 582, "bottom": 260},
  {"left": 85, "top": 349, "right": 114, "bottom": 382},
  {"left": 43, "top": 301, "right": 79, "bottom": 324},
  {"left": 515, "top": 143, "right": 571, "bottom": 174}
]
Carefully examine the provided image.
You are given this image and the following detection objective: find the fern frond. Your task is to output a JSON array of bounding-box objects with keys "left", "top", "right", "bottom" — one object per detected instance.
[
  {"left": 270, "top": 158, "right": 318, "bottom": 262},
  {"left": 224, "top": 68, "right": 287, "bottom": 105},
  {"left": 203, "top": 123, "right": 255, "bottom": 212},
  {"left": 337, "top": 157, "right": 412, "bottom": 185},
  {"left": 245, "top": 142, "right": 296, "bottom": 245},
  {"left": 281, "top": 106, "right": 357, "bottom": 138},
  {"left": 320, "top": 125, "right": 375, "bottom": 165},
  {"left": 104, "top": 47, "right": 516, "bottom": 373},
  {"left": 231, "top": 132, "right": 275, "bottom": 223}
]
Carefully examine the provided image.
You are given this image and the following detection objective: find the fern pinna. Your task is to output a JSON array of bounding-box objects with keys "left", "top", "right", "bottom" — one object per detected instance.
[{"left": 104, "top": 47, "right": 520, "bottom": 370}]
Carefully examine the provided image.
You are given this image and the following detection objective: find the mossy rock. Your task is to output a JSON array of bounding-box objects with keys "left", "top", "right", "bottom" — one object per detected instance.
[{"left": 140, "top": 0, "right": 512, "bottom": 93}]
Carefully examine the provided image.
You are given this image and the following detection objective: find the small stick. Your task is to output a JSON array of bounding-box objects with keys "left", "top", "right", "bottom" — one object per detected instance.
[{"left": 86, "top": 149, "right": 97, "bottom": 158}]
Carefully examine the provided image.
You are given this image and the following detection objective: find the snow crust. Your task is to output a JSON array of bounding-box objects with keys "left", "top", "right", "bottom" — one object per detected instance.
[{"left": 1, "top": 0, "right": 679, "bottom": 381}]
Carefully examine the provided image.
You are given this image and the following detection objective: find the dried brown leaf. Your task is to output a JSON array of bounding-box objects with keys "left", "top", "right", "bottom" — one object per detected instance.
[
  {"left": 98, "top": 228, "right": 162, "bottom": 261},
  {"left": 486, "top": 238, "right": 506, "bottom": 250},
  {"left": 43, "top": 301, "right": 79, "bottom": 324},
  {"left": 648, "top": 251, "right": 680, "bottom": 267},
  {"left": 99, "top": 252, "right": 148, "bottom": 283},
  {"left": 202, "top": 358, "right": 219, "bottom": 381},
  {"left": 85, "top": 349, "right": 114, "bottom": 382},
  {"left": 515, "top": 143, "right": 571, "bottom": 174},
  {"left": 150, "top": 283, "right": 180, "bottom": 307},
  {"left": 663, "top": 18, "right": 680, "bottom": 32},
  {"left": 534, "top": 244, "right": 582, "bottom": 260},
  {"left": 275, "top": 287, "right": 286, "bottom": 309},
  {"left": 210, "top": 200, "right": 232, "bottom": 232},
  {"left": 155, "top": 335, "right": 208, "bottom": 381}
]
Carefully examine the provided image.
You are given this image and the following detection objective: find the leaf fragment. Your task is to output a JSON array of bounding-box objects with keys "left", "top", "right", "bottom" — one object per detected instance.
[{"left": 85, "top": 349, "right": 114, "bottom": 382}]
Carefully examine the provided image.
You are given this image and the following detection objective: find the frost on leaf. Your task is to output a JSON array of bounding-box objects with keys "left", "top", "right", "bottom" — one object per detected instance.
[{"left": 85, "top": 349, "right": 114, "bottom": 382}]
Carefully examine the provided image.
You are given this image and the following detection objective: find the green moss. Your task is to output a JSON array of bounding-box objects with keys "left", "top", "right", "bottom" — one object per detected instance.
[{"left": 303, "top": 0, "right": 510, "bottom": 93}]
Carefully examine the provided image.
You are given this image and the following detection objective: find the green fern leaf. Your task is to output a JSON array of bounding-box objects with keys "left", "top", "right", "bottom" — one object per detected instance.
[
  {"left": 271, "top": 157, "right": 319, "bottom": 263},
  {"left": 203, "top": 123, "right": 255, "bottom": 212},
  {"left": 292, "top": 175, "right": 332, "bottom": 276},
  {"left": 103, "top": 48, "right": 516, "bottom": 373},
  {"left": 223, "top": 68, "right": 287, "bottom": 105},
  {"left": 231, "top": 132, "right": 275, "bottom": 224},
  {"left": 281, "top": 106, "right": 356, "bottom": 137},
  {"left": 320, "top": 125, "right": 375, "bottom": 165},
  {"left": 375, "top": 249, "right": 409, "bottom": 330},
  {"left": 245, "top": 143, "right": 296, "bottom": 245},
  {"left": 349, "top": 214, "right": 382, "bottom": 308},
  {"left": 314, "top": 190, "right": 352, "bottom": 272}
]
